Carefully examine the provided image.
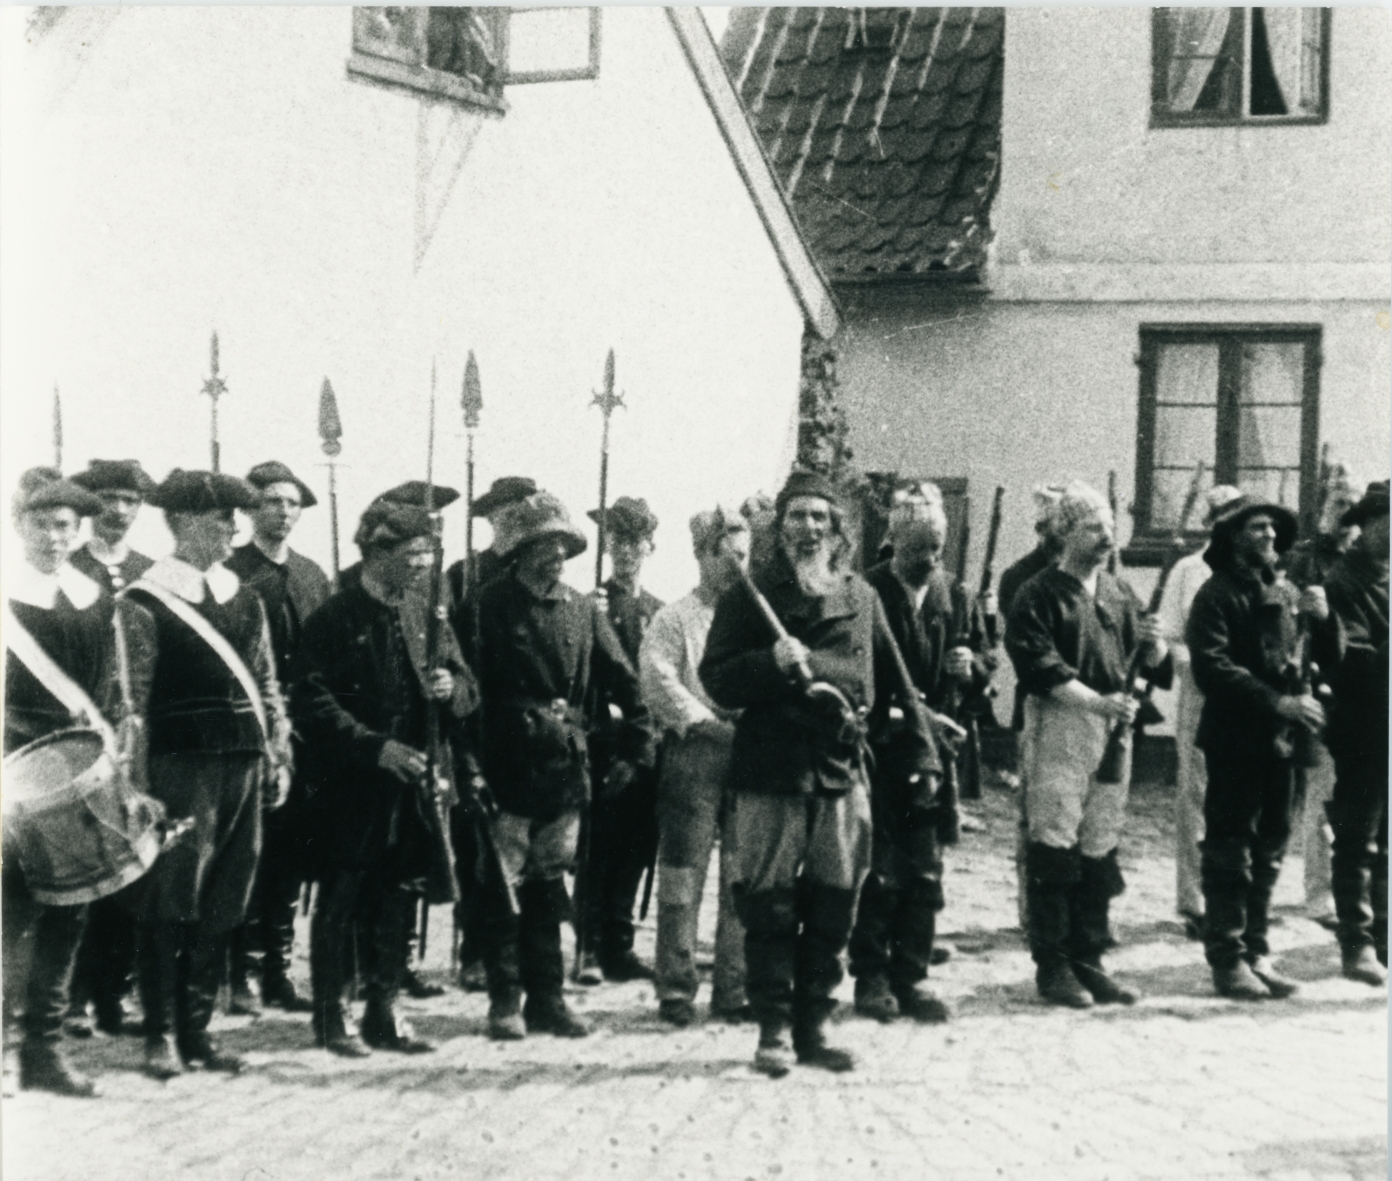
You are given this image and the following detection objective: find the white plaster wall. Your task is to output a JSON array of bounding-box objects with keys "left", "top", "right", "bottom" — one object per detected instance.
[{"left": 0, "top": 6, "right": 805, "bottom": 601}]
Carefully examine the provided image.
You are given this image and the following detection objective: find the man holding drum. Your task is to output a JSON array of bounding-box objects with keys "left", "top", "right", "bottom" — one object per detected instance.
[
  {"left": 3, "top": 468, "right": 115, "bottom": 1097},
  {"left": 119, "top": 469, "right": 294, "bottom": 1078}
]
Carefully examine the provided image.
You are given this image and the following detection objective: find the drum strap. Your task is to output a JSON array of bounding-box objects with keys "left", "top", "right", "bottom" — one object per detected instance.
[
  {"left": 127, "top": 579, "right": 269, "bottom": 742},
  {"left": 3, "top": 603, "right": 117, "bottom": 748}
]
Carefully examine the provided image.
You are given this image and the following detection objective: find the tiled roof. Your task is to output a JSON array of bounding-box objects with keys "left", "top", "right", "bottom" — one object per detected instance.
[{"left": 720, "top": 7, "right": 1002, "bottom": 280}]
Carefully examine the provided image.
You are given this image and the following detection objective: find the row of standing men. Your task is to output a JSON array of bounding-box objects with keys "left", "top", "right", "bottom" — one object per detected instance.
[{"left": 3, "top": 457, "right": 1386, "bottom": 1093}]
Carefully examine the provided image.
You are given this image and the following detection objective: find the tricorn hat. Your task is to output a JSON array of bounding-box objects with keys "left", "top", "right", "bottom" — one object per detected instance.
[
  {"left": 12, "top": 468, "right": 104, "bottom": 518},
  {"left": 1208, "top": 494, "right": 1299, "bottom": 554},
  {"left": 493, "top": 491, "right": 588, "bottom": 561},
  {"left": 376, "top": 480, "right": 461, "bottom": 511},
  {"left": 245, "top": 460, "right": 318, "bottom": 509},
  {"left": 71, "top": 459, "right": 158, "bottom": 499},
  {"left": 587, "top": 495, "right": 657, "bottom": 542},
  {"left": 1341, "top": 480, "right": 1389, "bottom": 529},
  {"left": 774, "top": 469, "right": 840, "bottom": 518},
  {"left": 474, "top": 476, "right": 537, "bottom": 518},
  {"left": 149, "top": 469, "right": 261, "bottom": 514}
]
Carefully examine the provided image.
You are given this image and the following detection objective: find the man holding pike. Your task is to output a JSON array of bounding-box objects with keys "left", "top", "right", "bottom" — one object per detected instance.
[{"left": 700, "top": 470, "right": 942, "bottom": 1078}]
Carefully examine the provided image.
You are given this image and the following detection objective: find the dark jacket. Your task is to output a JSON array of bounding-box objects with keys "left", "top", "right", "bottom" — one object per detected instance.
[
  {"left": 446, "top": 547, "right": 507, "bottom": 650},
  {"left": 699, "top": 557, "right": 941, "bottom": 798},
  {"left": 1000, "top": 542, "right": 1058, "bottom": 728},
  {"left": 225, "top": 542, "right": 331, "bottom": 679},
  {"left": 1007, "top": 567, "right": 1172, "bottom": 701},
  {"left": 1313, "top": 543, "right": 1389, "bottom": 765},
  {"left": 1283, "top": 533, "right": 1347, "bottom": 590},
  {"left": 292, "top": 564, "right": 478, "bottom": 879},
  {"left": 1185, "top": 556, "right": 1299, "bottom": 754},
  {"left": 69, "top": 543, "right": 154, "bottom": 595},
  {"left": 472, "top": 571, "right": 655, "bottom": 820},
  {"left": 5, "top": 585, "right": 116, "bottom": 753},
  {"left": 598, "top": 579, "right": 664, "bottom": 667}
]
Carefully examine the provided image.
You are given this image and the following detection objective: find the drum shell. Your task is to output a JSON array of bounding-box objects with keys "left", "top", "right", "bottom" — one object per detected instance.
[{"left": 2, "top": 728, "right": 160, "bottom": 906}]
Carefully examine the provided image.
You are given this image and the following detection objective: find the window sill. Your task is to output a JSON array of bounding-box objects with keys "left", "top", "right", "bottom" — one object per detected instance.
[
  {"left": 347, "top": 53, "right": 507, "bottom": 115},
  {"left": 1148, "top": 112, "right": 1328, "bottom": 130},
  {"left": 1122, "top": 533, "right": 1209, "bottom": 568}
]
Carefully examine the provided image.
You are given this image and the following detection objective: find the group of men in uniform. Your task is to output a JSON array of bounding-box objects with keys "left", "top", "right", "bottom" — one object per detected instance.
[{"left": 3, "top": 451, "right": 1386, "bottom": 1095}]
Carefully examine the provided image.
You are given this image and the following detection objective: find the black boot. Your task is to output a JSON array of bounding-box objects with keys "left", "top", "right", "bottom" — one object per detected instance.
[
  {"left": 360, "top": 890, "right": 434, "bottom": 1053},
  {"left": 735, "top": 886, "right": 798, "bottom": 1046},
  {"left": 792, "top": 882, "right": 857, "bottom": 1072},
  {"left": 890, "top": 875, "right": 950, "bottom": 1022},
  {"left": 137, "top": 924, "right": 184, "bottom": 1079},
  {"left": 848, "top": 871, "right": 895, "bottom": 1015},
  {"left": 1070, "top": 851, "right": 1137, "bottom": 1005},
  {"left": 225, "top": 925, "right": 262, "bottom": 1017},
  {"left": 520, "top": 879, "right": 589, "bottom": 1038},
  {"left": 19, "top": 1038, "right": 99, "bottom": 1098},
  {"left": 1026, "top": 844, "right": 1091, "bottom": 1008},
  {"left": 1201, "top": 838, "right": 1254, "bottom": 993},
  {"left": 181, "top": 928, "right": 245, "bottom": 1073},
  {"left": 482, "top": 896, "right": 525, "bottom": 1041}
]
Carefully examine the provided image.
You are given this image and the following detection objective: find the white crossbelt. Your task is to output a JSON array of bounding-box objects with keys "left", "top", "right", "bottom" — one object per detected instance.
[
  {"left": 3, "top": 602, "right": 117, "bottom": 748},
  {"left": 126, "top": 578, "right": 268, "bottom": 742}
]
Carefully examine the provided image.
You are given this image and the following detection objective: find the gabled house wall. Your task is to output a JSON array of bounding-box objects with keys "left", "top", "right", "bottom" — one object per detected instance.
[{"left": 1, "top": 7, "right": 819, "bottom": 599}]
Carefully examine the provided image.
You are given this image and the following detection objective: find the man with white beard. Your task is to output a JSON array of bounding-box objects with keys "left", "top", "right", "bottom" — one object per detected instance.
[{"left": 700, "top": 470, "right": 941, "bottom": 1078}]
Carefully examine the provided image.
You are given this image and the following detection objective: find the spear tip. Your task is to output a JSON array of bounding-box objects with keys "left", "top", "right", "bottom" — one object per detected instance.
[{"left": 462, "top": 351, "right": 483, "bottom": 425}]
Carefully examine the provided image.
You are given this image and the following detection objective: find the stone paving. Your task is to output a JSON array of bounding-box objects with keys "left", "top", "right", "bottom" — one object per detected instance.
[{"left": 3, "top": 776, "right": 1385, "bottom": 1181}]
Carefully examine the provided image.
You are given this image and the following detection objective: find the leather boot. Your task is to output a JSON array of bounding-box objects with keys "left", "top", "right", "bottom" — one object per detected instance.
[
  {"left": 847, "top": 872, "right": 895, "bottom": 1005},
  {"left": 1026, "top": 844, "right": 1091, "bottom": 1008},
  {"left": 1213, "top": 959, "right": 1270, "bottom": 1001},
  {"left": 1070, "top": 852, "right": 1137, "bottom": 1005},
  {"left": 19, "top": 1038, "right": 99, "bottom": 1098},
  {"left": 1342, "top": 944, "right": 1387, "bottom": 987},
  {"left": 360, "top": 889, "right": 434, "bottom": 1053},
  {"left": 360, "top": 997, "right": 434, "bottom": 1053},
  {"left": 1247, "top": 955, "right": 1299, "bottom": 999},
  {"left": 181, "top": 929, "right": 245, "bottom": 1073},
  {"left": 520, "top": 879, "right": 589, "bottom": 1038},
  {"left": 792, "top": 1004, "right": 855, "bottom": 1073},
  {"left": 225, "top": 925, "right": 262, "bottom": 1017},
  {"left": 736, "top": 886, "right": 798, "bottom": 1036},
  {"left": 792, "top": 883, "right": 857, "bottom": 1072},
  {"left": 487, "top": 988, "right": 526, "bottom": 1041},
  {"left": 752, "top": 1021, "right": 794, "bottom": 1079},
  {"left": 262, "top": 969, "right": 314, "bottom": 1013},
  {"left": 853, "top": 976, "right": 899, "bottom": 1023},
  {"left": 137, "top": 925, "right": 184, "bottom": 1079}
]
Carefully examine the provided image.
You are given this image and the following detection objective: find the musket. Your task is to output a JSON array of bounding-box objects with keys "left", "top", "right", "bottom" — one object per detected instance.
[
  {"left": 979, "top": 486, "right": 1005, "bottom": 647},
  {"left": 52, "top": 385, "right": 63, "bottom": 473},
  {"left": 200, "top": 331, "right": 228, "bottom": 473},
  {"left": 591, "top": 350, "right": 624, "bottom": 589},
  {"left": 1106, "top": 470, "right": 1119, "bottom": 575},
  {"left": 318, "top": 378, "right": 343, "bottom": 586},
  {"left": 1096, "top": 459, "right": 1207, "bottom": 785}
]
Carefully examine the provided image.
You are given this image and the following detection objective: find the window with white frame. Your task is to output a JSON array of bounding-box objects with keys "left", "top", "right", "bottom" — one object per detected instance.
[
  {"left": 1131, "top": 326, "right": 1321, "bottom": 559},
  {"left": 349, "top": 7, "right": 601, "bottom": 112},
  {"left": 1151, "top": 8, "right": 1328, "bottom": 126}
]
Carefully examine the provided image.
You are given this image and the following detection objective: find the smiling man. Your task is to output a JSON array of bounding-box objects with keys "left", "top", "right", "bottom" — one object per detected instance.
[
  {"left": 700, "top": 470, "right": 941, "bottom": 1078},
  {"left": 1007, "top": 481, "right": 1171, "bottom": 1009},
  {"left": 120, "top": 469, "right": 293, "bottom": 1078},
  {"left": 224, "top": 462, "right": 331, "bottom": 1016},
  {"left": 1187, "top": 493, "right": 1319, "bottom": 1001}
]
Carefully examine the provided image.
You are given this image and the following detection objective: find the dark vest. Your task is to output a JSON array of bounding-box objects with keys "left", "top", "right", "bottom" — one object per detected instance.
[
  {"left": 4, "top": 592, "right": 113, "bottom": 753},
  {"left": 125, "top": 585, "right": 266, "bottom": 756}
]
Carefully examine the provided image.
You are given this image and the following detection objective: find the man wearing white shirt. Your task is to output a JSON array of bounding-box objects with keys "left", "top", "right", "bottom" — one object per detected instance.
[
  {"left": 643, "top": 507, "right": 750, "bottom": 1028},
  {"left": 1156, "top": 485, "right": 1244, "bottom": 938}
]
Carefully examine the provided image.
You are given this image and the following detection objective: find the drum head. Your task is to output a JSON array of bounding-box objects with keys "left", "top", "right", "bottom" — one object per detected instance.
[{"left": 2, "top": 728, "right": 106, "bottom": 809}]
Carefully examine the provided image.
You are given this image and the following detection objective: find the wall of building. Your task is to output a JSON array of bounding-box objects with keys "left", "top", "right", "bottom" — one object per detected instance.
[{"left": 0, "top": 6, "right": 806, "bottom": 601}]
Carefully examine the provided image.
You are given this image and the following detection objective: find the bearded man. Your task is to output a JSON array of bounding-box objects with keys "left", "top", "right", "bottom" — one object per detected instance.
[
  {"left": 1006, "top": 481, "right": 1171, "bottom": 1008},
  {"left": 700, "top": 470, "right": 941, "bottom": 1078}
]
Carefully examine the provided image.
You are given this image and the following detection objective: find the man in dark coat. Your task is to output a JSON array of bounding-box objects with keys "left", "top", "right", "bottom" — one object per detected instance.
[
  {"left": 445, "top": 474, "right": 536, "bottom": 992},
  {"left": 120, "top": 470, "right": 294, "bottom": 1078},
  {"left": 62, "top": 460, "right": 157, "bottom": 1038},
  {"left": 223, "top": 461, "right": 332, "bottom": 1014},
  {"left": 700, "top": 470, "right": 941, "bottom": 1078},
  {"left": 4, "top": 470, "right": 114, "bottom": 1097},
  {"left": 1007, "top": 481, "right": 1171, "bottom": 1008},
  {"left": 1186, "top": 494, "right": 1322, "bottom": 1000},
  {"left": 470, "top": 490, "right": 655, "bottom": 1041},
  {"left": 849, "top": 483, "right": 987, "bottom": 1025},
  {"left": 294, "top": 491, "right": 477, "bottom": 1056},
  {"left": 1313, "top": 481, "right": 1389, "bottom": 985},
  {"left": 69, "top": 459, "right": 158, "bottom": 593},
  {"left": 577, "top": 495, "right": 664, "bottom": 982}
]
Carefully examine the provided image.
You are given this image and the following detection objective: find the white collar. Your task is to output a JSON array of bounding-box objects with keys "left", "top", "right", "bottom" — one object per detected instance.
[
  {"left": 86, "top": 536, "right": 130, "bottom": 566},
  {"left": 9, "top": 561, "right": 102, "bottom": 611},
  {"left": 142, "top": 556, "right": 241, "bottom": 605}
]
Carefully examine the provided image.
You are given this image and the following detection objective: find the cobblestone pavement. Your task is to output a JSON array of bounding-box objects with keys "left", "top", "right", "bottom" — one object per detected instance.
[{"left": 4, "top": 776, "right": 1385, "bottom": 1181}]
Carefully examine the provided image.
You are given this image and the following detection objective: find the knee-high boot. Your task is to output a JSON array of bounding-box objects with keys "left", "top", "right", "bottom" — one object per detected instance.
[
  {"left": 793, "top": 882, "right": 857, "bottom": 1071},
  {"left": 137, "top": 924, "right": 183, "bottom": 1077},
  {"left": 1025, "top": 843, "right": 1091, "bottom": 1008},
  {"left": 1069, "top": 851, "right": 1136, "bottom": 1004},
  {"left": 519, "top": 879, "right": 587, "bottom": 1037}
]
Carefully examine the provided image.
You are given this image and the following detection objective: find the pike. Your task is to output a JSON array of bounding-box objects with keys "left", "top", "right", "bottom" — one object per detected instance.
[
  {"left": 979, "top": 486, "right": 1005, "bottom": 646},
  {"left": 200, "top": 331, "right": 229, "bottom": 473},
  {"left": 318, "top": 378, "right": 343, "bottom": 586},
  {"left": 1096, "top": 459, "right": 1207, "bottom": 785},
  {"left": 573, "top": 349, "right": 624, "bottom": 980},
  {"left": 52, "top": 385, "right": 63, "bottom": 472},
  {"left": 940, "top": 495, "right": 974, "bottom": 831},
  {"left": 1106, "top": 470, "right": 1119, "bottom": 575}
]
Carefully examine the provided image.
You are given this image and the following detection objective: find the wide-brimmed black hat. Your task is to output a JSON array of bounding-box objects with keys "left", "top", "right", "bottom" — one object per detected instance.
[
  {"left": 149, "top": 469, "right": 261, "bottom": 514},
  {"left": 12, "top": 468, "right": 104, "bottom": 518},
  {"left": 246, "top": 460, "right": 318, "bottom": 509},
  {"left": 376, "top": 480, "right": 461, "bottom": 511},
  {"left": 1341, "top": 480, "right": 1389, "bottom": 529},
  {"left": 474, "top": 476, "right": 537, "bottom": 518},
  {"left": 587, "top": 496, "right": 657, "bottom": 542},
  {"left": 1209, "top": 495, "right": 1299, "bottom": 554},
  {"left": 71, "top": 459, "right": 158, "bottom": 499},
  {"left": 775, "top": 469, "right": 840, "bottom": 518}
]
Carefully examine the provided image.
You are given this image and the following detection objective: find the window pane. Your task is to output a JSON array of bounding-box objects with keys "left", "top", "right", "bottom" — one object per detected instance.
[
  {"left": 1155, "top": 342, "right": 1220, "bottom": 405},
  {"left": 1237, "top": 405, "right": 1301, "bottom": 468},
  {"left": 506, "top": 7, "right": 595, "bottom": 78},
  {"left": 1239, "top": 340, "right": 1304, "bottom": 404},
  {"left": 1238, "top": 467, "right": 1301, "bottom": 511},
  {"left": 1156, "top": 406, "right": 1218, "bottom": 468},
  {"left": 1299, "top": 8, "right": 1324, "bottom": 113},
  {"left": 1156, "top": 8, "right": 1238, "bottom": 114},
  {"left": 426, "top": 8, "right": 504, "bottom": 93},
  {"left": 1153, "top": 465, "right": 1215, "bottom": 533}
]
